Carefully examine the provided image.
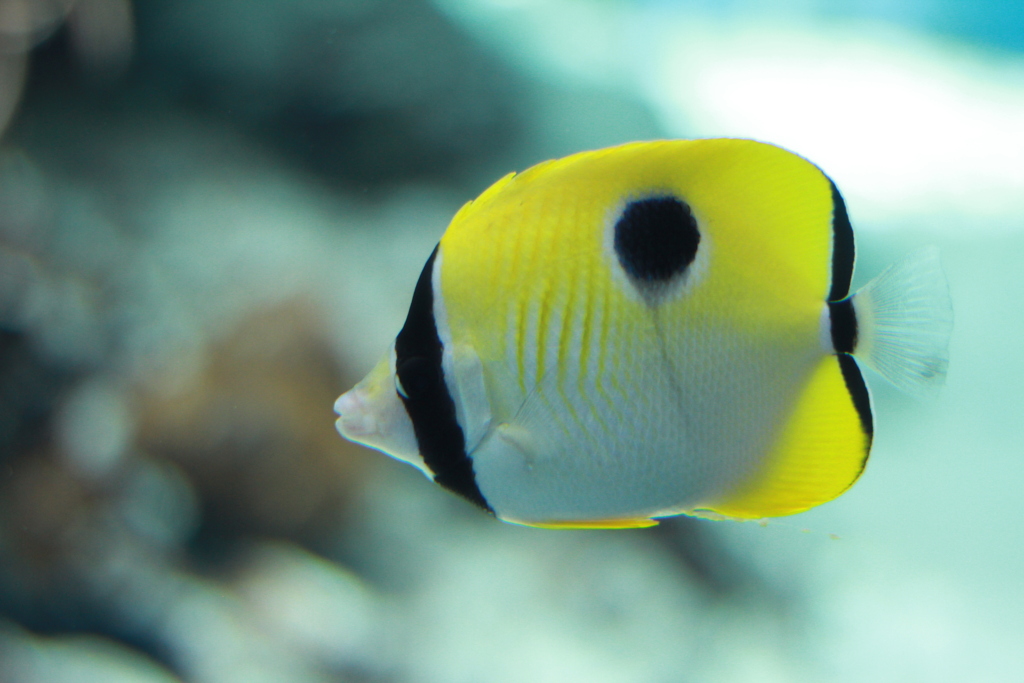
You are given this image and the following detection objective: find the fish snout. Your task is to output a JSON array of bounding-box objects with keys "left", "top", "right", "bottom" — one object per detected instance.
[{"left": 334, "top": 389, "right": 378, "bottom": 440}]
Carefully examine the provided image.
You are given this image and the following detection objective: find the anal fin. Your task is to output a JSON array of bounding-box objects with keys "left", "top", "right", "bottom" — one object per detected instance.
[
  {"left": 508, "top": 517, "right": 660, "bottom": 530},
  {"left": 702, "top": 355, "right": 872, "bottom": 519}
]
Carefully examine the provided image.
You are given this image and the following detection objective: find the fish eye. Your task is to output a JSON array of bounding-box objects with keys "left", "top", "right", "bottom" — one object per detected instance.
[{"left": 395, "top": 356, "right": 433, "bottom": 401}]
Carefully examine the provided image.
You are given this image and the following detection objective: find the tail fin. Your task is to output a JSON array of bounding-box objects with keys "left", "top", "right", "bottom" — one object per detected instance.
[{"left": 851, "top": 247, "right": 953, "bottom": 397}]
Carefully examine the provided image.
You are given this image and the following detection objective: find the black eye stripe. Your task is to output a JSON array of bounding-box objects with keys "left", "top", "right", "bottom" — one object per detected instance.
[
  {"left": 394, "top": 245, "right": 492, "bottom": 513},
  {"left": 395, "top": 356, "right": 434, "bottom": 400},
  {"left": 394, "top": 374, "right": 409, "bottom": 399}
]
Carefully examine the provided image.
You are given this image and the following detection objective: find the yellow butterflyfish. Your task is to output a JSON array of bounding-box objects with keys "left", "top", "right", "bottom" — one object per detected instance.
[{"left": 334, "top": 139, "right": 953, "bottom": 529}]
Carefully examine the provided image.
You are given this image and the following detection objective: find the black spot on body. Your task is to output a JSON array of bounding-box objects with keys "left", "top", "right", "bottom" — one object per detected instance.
[
  {"left": 394, "top": 245, "right": 493, "bottom": 513},
  {"left": 614, "top": 196, "right": 700, "bottom": 286}
]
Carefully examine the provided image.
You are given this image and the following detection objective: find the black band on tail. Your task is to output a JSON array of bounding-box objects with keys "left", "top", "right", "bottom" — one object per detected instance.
[
  {"left": 828, "top": 177, "right": 872, "bottom": 475},
  {"left": 829, "top": 298, "right": 858, "bottom": 354},
  {"left": 394, "top": 245, "right": 493, "bottom": 513},
  {"left": 837, "top": 353, "right": 874, "bottom": 444},
  {"left": 828, "top": 179, "right": 855, "bottom": 303}
]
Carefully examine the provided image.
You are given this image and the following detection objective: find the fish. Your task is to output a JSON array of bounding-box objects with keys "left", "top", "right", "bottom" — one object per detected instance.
[{"left": 334, "top": 139, "right": 953, "bottom": 529}]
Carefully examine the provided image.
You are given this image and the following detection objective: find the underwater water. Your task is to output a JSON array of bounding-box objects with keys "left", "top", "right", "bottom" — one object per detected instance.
[{"left": 0, "top": 1, "right": 1021, "bottom": 681}]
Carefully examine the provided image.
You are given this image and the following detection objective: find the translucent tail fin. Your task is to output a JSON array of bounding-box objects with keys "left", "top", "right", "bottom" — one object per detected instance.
[{"left": 851, "top": 246, "right": 953, "bottom": 397}]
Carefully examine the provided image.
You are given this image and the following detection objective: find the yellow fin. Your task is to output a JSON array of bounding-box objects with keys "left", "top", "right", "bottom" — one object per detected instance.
[
  {"left": 448, "top": 171, "right": 516, "bottom": 225},
  {"left": 509, "top": 517, "right": 660, "bottom": 530},
  {"left": 702, "top": 355, "right": 871, "bottom": 519}
]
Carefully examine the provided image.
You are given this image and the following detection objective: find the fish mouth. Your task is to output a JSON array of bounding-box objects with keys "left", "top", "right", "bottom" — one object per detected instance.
[{"left": 334, "top": 389, "right": 378, "bottom": 439}]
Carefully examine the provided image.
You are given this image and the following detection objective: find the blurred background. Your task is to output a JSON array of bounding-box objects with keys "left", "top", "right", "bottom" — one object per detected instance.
[{"left": 0, "top": 1, "right": 1021, "bottom": 681}]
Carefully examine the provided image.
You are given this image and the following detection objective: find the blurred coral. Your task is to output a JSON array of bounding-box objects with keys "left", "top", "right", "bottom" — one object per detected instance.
[{"left": 135, "top": 301, "right": 368, "bottom": 552}]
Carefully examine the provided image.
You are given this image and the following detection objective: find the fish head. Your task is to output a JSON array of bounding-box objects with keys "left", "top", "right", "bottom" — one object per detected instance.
[{"left": 334, "top": 345, "right": 429, "bottom": 476}]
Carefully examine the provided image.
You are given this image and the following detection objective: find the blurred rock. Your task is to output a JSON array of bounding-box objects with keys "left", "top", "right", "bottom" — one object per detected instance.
[
  {"left": 0, "top": 625, "right": 181, "bottom": 683},
  {"left": 0, "top": 443, "right": 92, "bottom": 575},
  {"left": 0, "top": 328, "right": 73, "bottom": 459},
  {"left": 0, "top": 95, "right": 378, "bottom": 679},
  {"left": 56, "top": 376, "right": 132, "bottom": 480},
  {"left": 135, "top": 301, "right": 368, "bottom": 556},
  {"left": 233, "top": 541, "right": 396, "bottom": 680},
  {"left": 65, "top": 0, "right": 134, "bottom": 79},
  {"left": 131, "top": 0, "right": 527, "bottom": 188}
]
